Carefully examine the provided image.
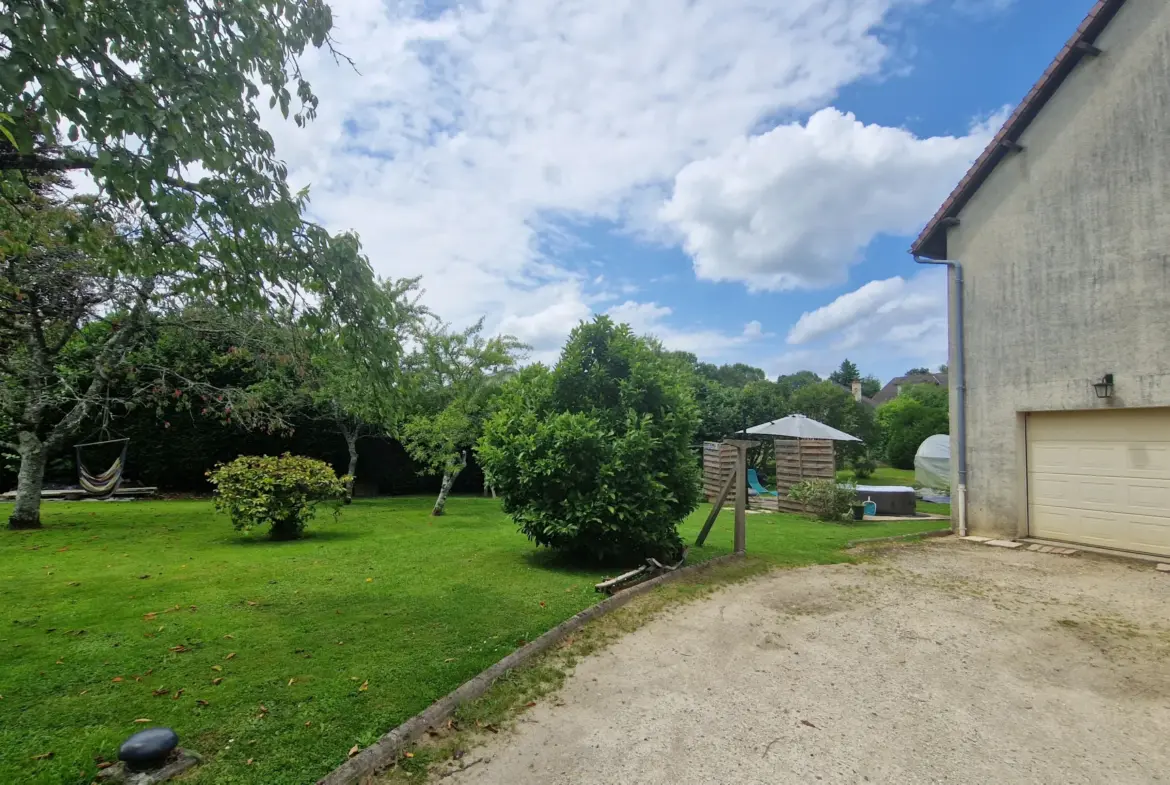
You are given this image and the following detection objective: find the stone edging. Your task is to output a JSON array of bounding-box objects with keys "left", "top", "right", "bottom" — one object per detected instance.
[
  {"left": 846, "top": 529, "right": 953, "bottom": 548},
  {"left": 317, "top": 552, "right": 746, "bottom": 784}
]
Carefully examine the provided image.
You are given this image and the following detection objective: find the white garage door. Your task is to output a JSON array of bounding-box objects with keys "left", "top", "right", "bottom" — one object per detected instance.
[{"left": 1028, "top": 409, "right": 1170, "bottom": 556}]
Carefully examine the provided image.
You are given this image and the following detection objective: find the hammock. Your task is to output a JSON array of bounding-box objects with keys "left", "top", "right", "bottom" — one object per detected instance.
[{"left": 75, "top": 438, "right": 130, "bottom": 498}]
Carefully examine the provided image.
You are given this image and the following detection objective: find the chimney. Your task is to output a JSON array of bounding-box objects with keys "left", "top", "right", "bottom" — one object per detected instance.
[{"left": 851, "top": 380, "right": 862, "bottom": 401}]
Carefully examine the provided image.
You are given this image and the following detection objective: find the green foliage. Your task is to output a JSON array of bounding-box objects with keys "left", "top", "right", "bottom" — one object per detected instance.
[
  {"left": 788, "top": 479, "right": 857, "bottom": 522},
  {"left": 905, "top": 367, "right": 931, "bottom": 375},
  {"left": 695, "top": 362, "right": 767, "bottom": 389},
  {"left": 788, "top": 380, "right": 875, "bottom": 464},
  {"left": 478, "top": 317, "right": 702, "bottom": 564},
  {"left": 775, "top": 370, "right": 821, "bottom": 397},
  {"left": 828, "top": 359, "right": 861, "bottom": 387},
  {"left": 207, "top": 453, "right": 348, "bottom": 540},
  {"left": 0, "top": 0, "right": 367, "bottom": 313},
  {"left": 876, "top": 385, "right": 949, "bottom": 469},
  {"left": 860, "top": 374, "right": 881, "bottom": 399},
  {"left": 403, "top": 320, "right": 525, "bottom": 476},
  {"left": 850, "top": 451, "right": 877, "bottom": 479}
]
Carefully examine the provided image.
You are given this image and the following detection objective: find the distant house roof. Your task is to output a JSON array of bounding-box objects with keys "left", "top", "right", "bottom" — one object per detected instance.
[
  {"left": 910, "top": 0, "right": 1129, "bottom": 260},
  {"left": 871, "top": 373, "right": 948, "bottom": 406},
  {"left": 831, "top": 381, "right": 876, "bottom": 408}
]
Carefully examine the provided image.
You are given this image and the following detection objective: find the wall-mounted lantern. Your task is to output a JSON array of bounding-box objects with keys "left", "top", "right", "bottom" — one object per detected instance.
[{"left": 1092, "top": 373, "right": 1114, "bottom": 399}]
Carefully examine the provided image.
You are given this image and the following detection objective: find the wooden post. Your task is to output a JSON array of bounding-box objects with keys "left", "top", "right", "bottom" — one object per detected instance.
[
  {"left": 727, "top": 439, "right": 750, "bottom": 555},
  {"left": 696, "top": 468, "right": 736, "bottom": 546}
]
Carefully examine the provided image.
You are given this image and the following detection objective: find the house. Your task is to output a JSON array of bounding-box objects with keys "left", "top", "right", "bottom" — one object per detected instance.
[
  {"left": 833, "top": 380, "right": 875, "bottom": 407},
  {"left": 869, "top": 373, "right": 948, "bottom": 406},
  {"left": 911, "top": 0, "right": 1170, "bottom": 556}
]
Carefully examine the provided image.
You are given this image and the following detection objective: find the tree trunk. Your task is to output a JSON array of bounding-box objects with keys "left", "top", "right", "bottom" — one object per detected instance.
[
  {"left": 341, "top": 426, "right": 358, "bottom": 505},
  {"left": 8, "top": 433, "right": 48, "bottom": 530},
  {"left": 431, "top": 452, "right": 467, "bottom": 516}
]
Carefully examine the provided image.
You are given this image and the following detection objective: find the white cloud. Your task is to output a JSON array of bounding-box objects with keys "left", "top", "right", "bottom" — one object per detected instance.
[
  {"left": 952, "top": 0, "right": 1015, "bottom": 17},
  {"left": 658, "top": 107, "right": 999, "bottom": 291},
  {"left": 787, "top": 277, "right": 907, "bottom": 344},
  {"left": 785, "top": 269, "right": 948, "bottom": 358},
  {"left": 260, "top": 0, "right": 927, "bottom": 342},
  {"left": 605, "top": 301, "right": 769, "bottom": 356}
]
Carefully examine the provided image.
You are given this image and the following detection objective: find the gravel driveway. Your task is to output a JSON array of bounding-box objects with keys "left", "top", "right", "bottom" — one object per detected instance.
[{"left": 446, "top": 540, "right": 1170, "bottom": 785}]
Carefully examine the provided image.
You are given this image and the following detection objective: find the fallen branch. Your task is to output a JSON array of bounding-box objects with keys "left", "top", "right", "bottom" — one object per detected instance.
[{"left": 595, "top": 549, "right": 689, "bottom": 594}]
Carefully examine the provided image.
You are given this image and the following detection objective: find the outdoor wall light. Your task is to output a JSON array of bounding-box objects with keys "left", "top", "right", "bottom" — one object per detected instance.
[{"left": 1093, "top": 373, "right": 1114, "bottom": 399}]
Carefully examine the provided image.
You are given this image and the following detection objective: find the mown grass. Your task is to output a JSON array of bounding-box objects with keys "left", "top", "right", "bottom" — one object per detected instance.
[{"left": 1, "top": 496, "right": 947, "bottom": 784}]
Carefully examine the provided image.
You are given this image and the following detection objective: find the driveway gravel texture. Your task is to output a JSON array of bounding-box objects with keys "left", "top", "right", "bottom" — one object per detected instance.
[{"left": 442, "top": 540, "right": 1170, "bottom": 785}]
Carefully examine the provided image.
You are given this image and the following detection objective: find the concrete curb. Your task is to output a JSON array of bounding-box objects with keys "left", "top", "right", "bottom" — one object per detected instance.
[
  {"left": 846, "top": 529, "right": 953, "bottom": 548},
  {"left": 317, "top": 552, "right": 746, "bottom": 784}
]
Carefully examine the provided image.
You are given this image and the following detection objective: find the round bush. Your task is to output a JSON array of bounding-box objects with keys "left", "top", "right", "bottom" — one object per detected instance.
[
  {"left": 477, "top": 317, "right": 701, "bottom": 565},
  {"left": 207, "top": 453, "right": 349, "bottom": 540}
]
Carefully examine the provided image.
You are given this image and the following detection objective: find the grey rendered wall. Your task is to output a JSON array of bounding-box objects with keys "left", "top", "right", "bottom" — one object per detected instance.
[{"left": 944, "top": 0, "right": 1170, "bottom": 538}]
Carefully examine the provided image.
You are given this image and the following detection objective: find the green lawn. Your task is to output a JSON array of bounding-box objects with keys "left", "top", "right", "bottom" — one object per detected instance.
[
  {"left": 835, "top": 465, "right": 918, "bottom": 486},
  {"left": 1, "top": 497, "right": 948, "bottom": 784}
]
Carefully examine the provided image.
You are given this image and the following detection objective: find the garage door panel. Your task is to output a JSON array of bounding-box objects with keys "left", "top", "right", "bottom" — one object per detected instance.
[
  {"left": 1128, "top": 481, "right": 1170, "bottom": 510},
  {"left": 1127, "top": 445, "right": 1170, "bottom": 474},
  {"left": 1029, "top": 409, "right": 1170, "bottom": 443},
  {"left": 1027, "top": 409, "right": 1170, "bottom": 557},
  {"left": 1030, "top": 505, "right": 1170, "bottom": 555}
]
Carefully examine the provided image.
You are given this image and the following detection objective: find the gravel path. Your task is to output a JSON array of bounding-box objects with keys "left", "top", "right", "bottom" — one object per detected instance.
[{"left": 444, "top": 540, "right": 1170, "bottom": 785}]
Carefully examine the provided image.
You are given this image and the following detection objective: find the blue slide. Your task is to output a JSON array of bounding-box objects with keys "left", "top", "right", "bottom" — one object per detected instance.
[{"left": 747, "top": 468, "right": 778, "bottom": 497}]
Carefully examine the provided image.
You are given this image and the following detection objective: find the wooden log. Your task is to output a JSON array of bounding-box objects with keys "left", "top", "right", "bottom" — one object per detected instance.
[
  {"left": 696, "top": 469, "right": 736, "bottom": 546},
  {"left": 734, "top": 441, "right": 747, "bottom": 554}
]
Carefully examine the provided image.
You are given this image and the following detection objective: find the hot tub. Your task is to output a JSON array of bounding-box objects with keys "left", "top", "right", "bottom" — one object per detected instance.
[{"left": 852, "top": 485, "right": 917, "bottom": 516}]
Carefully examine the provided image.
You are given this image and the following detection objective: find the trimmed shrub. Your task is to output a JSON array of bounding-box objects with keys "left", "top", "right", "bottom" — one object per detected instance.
[
  {"left": 477, "top": 317, "right": 701, "bottom": 565},
  {"left": 207, "top": 453, "right": 349, "bottom": 540},
  {"left": 789, "top": 479, "right": 856, "bottom": 522},
  {"left": 850, "top": 451, "right": 877, "bottom": 480}
]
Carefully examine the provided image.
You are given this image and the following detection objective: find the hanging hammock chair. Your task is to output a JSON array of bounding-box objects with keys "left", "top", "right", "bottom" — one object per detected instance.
[{"left": 75, "top": 438, "right": 130, "bottom": 498}]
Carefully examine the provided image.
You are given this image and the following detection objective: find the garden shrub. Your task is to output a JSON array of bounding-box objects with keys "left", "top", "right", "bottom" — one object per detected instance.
[
  {"left": 207, "top": 453, "right": 349, "bottom": 540},
  {"left": 788, "top": 479, "right": 856, "bottom": 522},
  {"left": 850, "top": 451, "right": 876, "bottom": 480},
  {"left": 477, "top": 317, "right": 701, "bottom": 565}
]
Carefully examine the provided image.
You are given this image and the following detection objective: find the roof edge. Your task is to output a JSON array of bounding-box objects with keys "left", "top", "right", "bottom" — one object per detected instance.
[{"left": 909, "top": 0, "right": 1129, "bottom": 260}]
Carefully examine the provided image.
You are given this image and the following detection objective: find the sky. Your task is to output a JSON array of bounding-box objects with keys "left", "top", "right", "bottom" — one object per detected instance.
[{"left": 262, "top": 0, "right": 1094, "bottom": 383}]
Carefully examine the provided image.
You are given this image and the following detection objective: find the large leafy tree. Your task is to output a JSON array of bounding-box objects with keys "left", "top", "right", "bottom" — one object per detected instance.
[
  {"left": 270, "top": 279, "right": 428, "bottom": 501},
  {"left": 788, "top": 380, "right": 876, "bottom": 465},
  {"left": 403, "top": 320, "right": 524, "bottom": 516},
  {"left": 876, "top": 384, "right": 949, "bottom": 469},
  {"left": 775, "top": 370, "right": 821, "bottom": 398},
  {"left": 1, "top": 0, "right": 381, "bottom": 325},
  {"left": 478, "top": 317, "right": 701, "bottom": 565}
]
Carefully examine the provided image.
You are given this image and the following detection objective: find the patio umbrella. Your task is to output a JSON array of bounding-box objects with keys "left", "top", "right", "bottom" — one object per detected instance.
[{"left": 742, "top": 414, "right": 861, "bottom": 442}]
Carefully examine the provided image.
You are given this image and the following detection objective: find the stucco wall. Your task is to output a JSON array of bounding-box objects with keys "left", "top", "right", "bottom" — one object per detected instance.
[{"left": 944, "top": 0, "right": 1170, "bottom": 538}]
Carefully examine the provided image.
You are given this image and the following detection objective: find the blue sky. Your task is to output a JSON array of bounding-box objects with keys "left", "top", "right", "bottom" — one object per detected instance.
[{"left": 267, "top": 0, "right": 1094, "bottom": 383}]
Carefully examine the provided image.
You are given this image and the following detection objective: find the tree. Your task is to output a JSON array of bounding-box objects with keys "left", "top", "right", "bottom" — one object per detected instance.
[
  {"left": 1, "top": 0, "right": 368, "bottom": 319},
  {"left": 276, "top": 279, "right": 427, "bottom": 501},
  {"left": 698, "top": 363, "right": 767, "bottom": 389},
  {"left": 478, "top": 317, "right": 701, "bottom": 564},
  {"left": 938, "top": 363, "right": 949, "bottom": 374},
  {"left": 875, "top": 384, "right": 949, "bottom": 469},
  {"left": 860, "top": 374, "right": 881, "bottom": 399},
  {"left": 775, "top": 370, "right": 820, "bottom": 398},
  {"left": 2, "top": 1, "right": 395, "bottom": 526},
  {"left": 0, "top": 184, "right": 155, "bottom": 528},
  {"left": 788, "top": 381, "right": 876, "bottom": 465},
  {"left": 905, "top": 367, "right": 931, "bottom": 376},
  {"left": 403, "top": 320, "right": 525, "bottom": 516},
  {"left": 828, "top": 359, "right": 861, "bottom": 387}
]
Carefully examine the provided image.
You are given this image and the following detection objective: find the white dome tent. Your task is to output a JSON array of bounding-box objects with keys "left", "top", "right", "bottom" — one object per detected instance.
[{"left": 915, "top": 434, "right": 951, "bottom": 493}]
